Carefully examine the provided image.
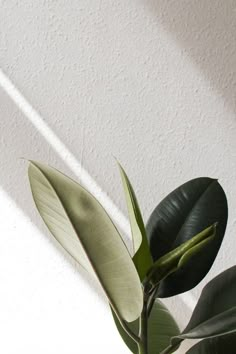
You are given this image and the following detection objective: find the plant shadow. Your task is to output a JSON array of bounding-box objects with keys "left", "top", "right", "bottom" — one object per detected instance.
[
  {"left": 0, "top": 84, "right": 193, "bottom": 333},
  {"left": 145, "top": 0, "right": 236, "bottom": 113}
]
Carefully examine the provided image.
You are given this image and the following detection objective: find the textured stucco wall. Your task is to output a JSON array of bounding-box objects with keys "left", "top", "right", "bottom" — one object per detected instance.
[{"left": 0, "top": 1, "right": 235, "bottom": 353}]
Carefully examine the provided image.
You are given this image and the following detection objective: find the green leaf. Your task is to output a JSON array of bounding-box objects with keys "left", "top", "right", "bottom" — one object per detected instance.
[
  {"left": 146, "top": 224, "right": 216, "bottom": 290},
  {"left": 146, "top": 177, "right": 228, "bottom": 297},
  {"left": 28, "top": 161, "right": 143, "bottom": 322},
  {"left": 164, "top": 266, "right": 236, "bottom": 353},
  {"left": 186, "top": 332, "right": 236, "bottom": 354},
  {"left": 111, "top": 307, "right": 138, "bottom": 354},
  {"left": 112, "top": 300, "right": 180, "bottom": 354},
  {"left": 118, "top": 162, "right": 153, "bottom": 281}
]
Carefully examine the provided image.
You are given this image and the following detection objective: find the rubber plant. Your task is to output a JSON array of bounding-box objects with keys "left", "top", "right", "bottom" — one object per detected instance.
[{"left": 27, "top": 160, "right": 236, "bottom": 354}]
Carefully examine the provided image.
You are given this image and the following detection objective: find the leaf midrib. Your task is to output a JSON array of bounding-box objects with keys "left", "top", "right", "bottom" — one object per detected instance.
[
  {"left": 173, "top": 179, "right": 217, "bottom": 248},
  {"left": 31, "top": 163, "right": 129, "bottom": 322}
]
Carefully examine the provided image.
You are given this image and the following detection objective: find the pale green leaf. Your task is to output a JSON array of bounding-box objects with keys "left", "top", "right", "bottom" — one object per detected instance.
[
  {"left": 28, "top": 161, "right": 143, "bottom": 322},
  {"left": 147, "top": 224, "right": 216, "bottom": 289},
  {"left": 118, "top": 162, "right": 153, "bottom": 281}
]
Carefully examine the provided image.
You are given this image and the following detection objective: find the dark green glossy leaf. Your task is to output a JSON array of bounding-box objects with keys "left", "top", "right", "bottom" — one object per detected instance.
[
  {"left": 28, "top": 161, "right": 143, "bottom": 322},
  {"left": 118, "top": 162, "right": 153, "bottom": 281},
  {"left": 164, "top": 266, "right": 236, "bottom": 353},
  {"left": 112, "top": 300, "right": 180, "bottom": 354},
  {"left": 146, "top": 177, "right": 228, "bottom": 297},
  {"left": 186, "top": 333, "right": 236, "bottom": 354}
]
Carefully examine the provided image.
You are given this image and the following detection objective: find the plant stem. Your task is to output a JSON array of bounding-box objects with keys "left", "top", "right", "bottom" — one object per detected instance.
[
  {"left": 138, "top": 341, "right": 146, "bottom": 354},
  {"left": 138, "top": 294, "right": 148, "bottom": 354},
  {"left": 160, "top": 342, "right": 180, "bottom": 354},
  {"left": 119, "top": 317, "right": 140, "bottom": 344},
  {"left": 111, "top": 305, "right": 139, "bottom": 344},
  {"left": 147, "top": 286, "right": 158, "bottom": 317}
]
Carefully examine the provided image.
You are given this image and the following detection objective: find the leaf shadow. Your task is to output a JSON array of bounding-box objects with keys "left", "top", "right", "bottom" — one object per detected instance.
[{"left": 145, "top": 0, "right": 236, "bottom": 113}]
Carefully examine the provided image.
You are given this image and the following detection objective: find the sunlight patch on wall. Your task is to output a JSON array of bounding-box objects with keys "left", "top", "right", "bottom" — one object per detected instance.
[
  {"left": 0, "top": 68, "right": 197, "bottom": 312},
  {"left": 0, "top": 68, "right": 130, "bottom": 238}
]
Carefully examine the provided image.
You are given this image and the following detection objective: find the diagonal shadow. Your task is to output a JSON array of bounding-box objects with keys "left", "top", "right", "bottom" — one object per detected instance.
[
  {"left": 0, "top": 75, "right": 122, "bottom": 308},
  {"left": 0, "top": 70, "right": 195, "bottom": 330},
  {"left": 0, "top": 70, "right": 133, "bottom": 307},
  {"left": 145, "top": 0, "right": 236, "bottom": 113}
]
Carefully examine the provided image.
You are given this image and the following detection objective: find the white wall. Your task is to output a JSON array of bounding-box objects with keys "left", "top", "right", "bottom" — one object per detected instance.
[{"left": 0, "top": 1, "right": 235, "bottom": 353}]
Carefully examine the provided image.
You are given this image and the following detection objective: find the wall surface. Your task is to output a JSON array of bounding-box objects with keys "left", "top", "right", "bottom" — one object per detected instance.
[{"left": 0, "top": 1, "right": 236, "bottom": 353}]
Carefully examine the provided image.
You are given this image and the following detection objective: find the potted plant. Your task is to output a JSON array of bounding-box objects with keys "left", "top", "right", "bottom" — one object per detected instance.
[{"left": 27, "top": 160, "right": 235, "bottom": 353}]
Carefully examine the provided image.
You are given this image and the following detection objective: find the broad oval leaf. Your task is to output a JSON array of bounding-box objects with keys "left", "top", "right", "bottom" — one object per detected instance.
[
  {"left": 165, "top": 266, "right": 236, "bottom": 353},
  {"left": 146, "top": 177, "right": 228, "bottom": 297},
  {"left": 118, "top": 162, "right": 153, "bottom": 281},
  {"left": 28, "top": 161, "right": 143, "bottom": 322},
  {"left": 186, "top": 333, "right": 236, "bottom": 354},
  {"left": 112, "top": 300, "right": 180, "bottom": 354}
]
